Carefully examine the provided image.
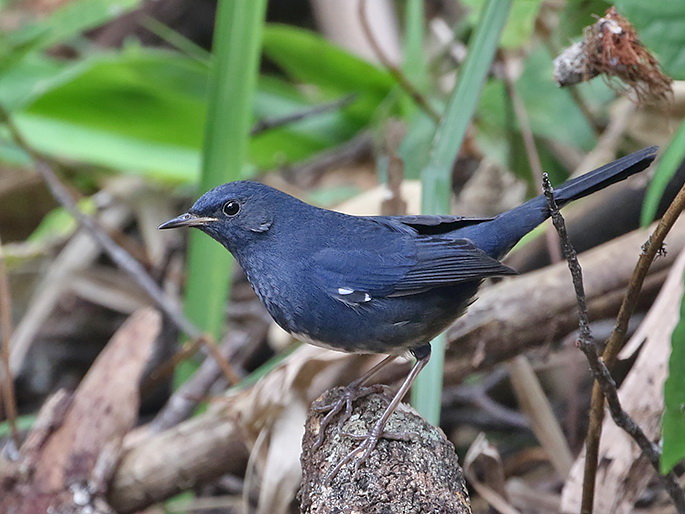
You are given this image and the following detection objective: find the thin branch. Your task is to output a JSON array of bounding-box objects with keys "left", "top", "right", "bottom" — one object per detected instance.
[
  {"left": 200, "top": 336, "right": 240, "bottom": 385},
  {"left": 0, "top": 107, "right": 202, "bottom": 341},
  {"left": 583, "top": 177, "right": 685, "bottom": 511},
  {"left": 0, "top": 233, "right": 19, "bottom": 451},
  {"left": 250, "top": 94, "right": 357, "bottom": 136},
  {"left": 543, "top": 174, "right": 685, "bottom": 513},
  {"left": 143, "top": 335, "right": 207, "bottom": 392},
  {"left": 358, "top": 0, "right": 440, "bottom": 123}
]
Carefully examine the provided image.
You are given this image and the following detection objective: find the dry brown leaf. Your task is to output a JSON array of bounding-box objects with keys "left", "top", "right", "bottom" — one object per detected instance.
[
  {"left": 464, "top": 433, "right": 520, "bottom": 514},
  {"left": 1, "top": 308, "right": 160, "bottom": 513}
]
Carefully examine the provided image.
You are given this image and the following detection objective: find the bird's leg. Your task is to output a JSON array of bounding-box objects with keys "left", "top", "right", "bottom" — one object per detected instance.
[
  {"left": 323, "top": 344, "right": 431, "bottom": 483},
  {"left": 312, "top": 354, "right": 398, "bottom": 450}
]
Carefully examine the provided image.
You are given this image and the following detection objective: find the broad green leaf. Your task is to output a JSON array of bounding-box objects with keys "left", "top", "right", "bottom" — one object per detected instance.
[
  {"left": 15, "top": 50, "right": 207, "bottom": 181},
  {"left": 661, "top": 269, "right": 685, "bottom": 473},
  {"left": 641, "top": 120, "right": 685, "bottom": 226},
  {"left": 23, "top": 51, "right": 207, "bottom": 149},
  {"left": 9, "top": 49, "right": 362, "bottom": 180},
  {"left": 616, "top": 0, "right": 685, "bottom": 79},
  {"left": 554, "top": 0, "right": 612, "bottom": 44},
  {"left": 262, "top": 24, "right": 395, "bottom": 94},
  {"left": 262, "top": 24, "right": 396, "bottom": 123},
  {"left": 14, "top": 114, "right": 201, "bottom": 181}
]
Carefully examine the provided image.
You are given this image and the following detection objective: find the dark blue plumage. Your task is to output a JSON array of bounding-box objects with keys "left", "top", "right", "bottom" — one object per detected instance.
[
  {"left": 161, "top": 146, "right": 656, "bottom": 357},
  {"left": 160, "top": 146, "right": 657, "bottom": 474}
]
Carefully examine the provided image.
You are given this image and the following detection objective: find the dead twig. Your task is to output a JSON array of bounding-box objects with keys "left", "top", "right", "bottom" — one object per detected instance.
[
  {"left": 0, "top": 233, "right": 19, "bottom": 451},
  {"left": 358, "top": 0, "right": 440, "bottom": 122},
  {"left": 584, "top": 175, "right": 685, "bottom": 512},
  {"left": 250, "top": 94, "right": 357, "bottom": 136},
  {"left": 553, "top": 7, "right": 673, "bottom": 104},
  {"left": 149, "top": 320, "right": 267, "bottom": 432},
  {"left": 543, "top": 173, "right": 685, "bottom": 513},
  {"left": 0, "top": 107, "right": 202, "bottom": 342}
]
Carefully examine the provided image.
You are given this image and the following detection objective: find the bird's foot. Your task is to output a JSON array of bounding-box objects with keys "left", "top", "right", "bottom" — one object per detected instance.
[
  {"left": 322, "top": 414, "right": 411, "bottom": 485},
  {"left": 311, "top": 384, "right": 387, "bottom": 451}
]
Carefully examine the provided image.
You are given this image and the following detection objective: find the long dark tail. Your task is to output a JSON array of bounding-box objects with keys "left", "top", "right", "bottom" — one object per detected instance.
[
  {"left": 554, "top": 146, "right": 658, "bottom": 205},
  {"left": 461, "top": 146, "right": 658, "bottom": 258}
]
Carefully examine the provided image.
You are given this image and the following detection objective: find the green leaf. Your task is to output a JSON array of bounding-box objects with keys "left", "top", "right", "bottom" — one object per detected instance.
[
  {"left": 554, "top": 0, "right": 611, "bottom": 44},
  {"left": 250, "top": 77, "right": 359, "bottom": 169},
  {"left": 262, "top": 24, "right": 396, "bottom": 123},
  {"left": 0, "top": 415, "right": 37, "bottom": 439},
  {"left": 13, "top": 50, "right": 206, "bottom": 181},
  {"left": 661, "top": 269, "right": 685, "bottom": 473},
  {"left": 27, "top": 199, "right": 96, "bottom": 245},
  {"left": 615, "top": 0, "right": 685, "bottom": 79},
  {"left": 24, "top": 50, "right": 207, "bottom": 149},
  {"left": 7, "top": 48, "right": 360, "bottom": 180},
  {"left": 516, "top": 47, "right": 597, "bottom": 150},
  {"left": 262, "top": 24, "right": 394, "bottom": 94},
  {"left": 641, "top": 120, "right": 685, "bottom": 226}
]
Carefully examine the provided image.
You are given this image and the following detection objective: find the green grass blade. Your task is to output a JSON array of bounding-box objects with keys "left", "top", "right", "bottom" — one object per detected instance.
[
  {"left": 411, "top": 0, "right": 512, "bottom": 424},
  {"left": 661, "top": 268, "right": 685, "bottom": 473},
  {"left": 181, "top": 0, "right": 268, "bottom": 368},
  {"left": 641, "top": 120, "right": 684, "bottom": 226},
  {"left": 403, "top": 0, "right": 427, "bottom": 89}
]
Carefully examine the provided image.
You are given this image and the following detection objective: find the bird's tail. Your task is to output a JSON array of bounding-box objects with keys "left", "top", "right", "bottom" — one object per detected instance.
[
  {"left": 463, "top": 146, "right": 658, "bottom": 259},
  {"left": 553, "top": 146, "right": 658, "bottom": 206}
]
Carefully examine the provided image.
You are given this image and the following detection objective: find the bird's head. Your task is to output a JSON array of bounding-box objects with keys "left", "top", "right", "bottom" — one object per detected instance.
[{"left": 159, "top": 181, "right": 291, "bottom": 254}]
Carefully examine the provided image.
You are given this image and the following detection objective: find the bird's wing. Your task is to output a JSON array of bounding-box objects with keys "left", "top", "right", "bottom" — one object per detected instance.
[
  {"left": 392, "top": 237, "right": 516, "bottom": 294},
  {"left": 310, "top": 236, "right": 515, "bottom": 305},
  {"left": 376, "top": 214, "right": 493, "bottom": 235}
]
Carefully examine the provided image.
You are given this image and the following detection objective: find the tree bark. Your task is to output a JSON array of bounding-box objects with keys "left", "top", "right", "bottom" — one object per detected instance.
[{"left": 299, "top": 388, "right": 472, "bottom": 513}]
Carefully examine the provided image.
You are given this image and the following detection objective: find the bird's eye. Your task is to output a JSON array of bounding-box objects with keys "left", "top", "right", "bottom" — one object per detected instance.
[{"left": 223, "top": 200, "right": 240, "bottom": 217}]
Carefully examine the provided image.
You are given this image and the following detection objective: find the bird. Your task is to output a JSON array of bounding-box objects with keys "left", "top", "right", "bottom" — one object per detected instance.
[{"left": 160, "top": 146, "right": 657, "bottom": 477}]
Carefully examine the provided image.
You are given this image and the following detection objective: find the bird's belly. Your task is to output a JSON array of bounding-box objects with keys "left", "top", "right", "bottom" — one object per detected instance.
[{"left": 265, "top": 282, "right": 481, "bottom": 355}]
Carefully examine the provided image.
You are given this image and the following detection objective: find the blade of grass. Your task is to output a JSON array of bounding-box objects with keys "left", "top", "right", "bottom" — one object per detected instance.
[
  {"left": 180, "top": 0, "right": 267, "bottom": 384},
  {"left": 641, "top": 119, "right": 685, "bottom": 226},
  {"left": 411, "top": 0, "right": 512, "bottom": 424},
  {"left": 140, "top": 16, "right": 212, "bottom": 64},
  {"left": 402, "top": 0, "right": 426, "bottom": 88}
]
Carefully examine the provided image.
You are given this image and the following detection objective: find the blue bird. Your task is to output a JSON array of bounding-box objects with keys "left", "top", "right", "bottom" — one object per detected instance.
[{"left": 160, "top": 146, "right": 657, "bottom": 475}]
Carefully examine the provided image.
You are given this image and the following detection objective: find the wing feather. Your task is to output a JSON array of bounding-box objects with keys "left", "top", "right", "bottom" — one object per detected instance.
[{"left": 310, "top": 232, "right": 515, "bottom": 305}]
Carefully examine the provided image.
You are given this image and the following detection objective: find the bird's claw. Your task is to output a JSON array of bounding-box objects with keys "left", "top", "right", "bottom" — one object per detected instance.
[
  {"left": 322, "top": 428, "right": 408, "bottom": 484},
  {"left": 322, "top": 410, "right": 410, "bottom": 484},
  {"left": 311, "top": 384, "right": 386, "bottom": 451}
]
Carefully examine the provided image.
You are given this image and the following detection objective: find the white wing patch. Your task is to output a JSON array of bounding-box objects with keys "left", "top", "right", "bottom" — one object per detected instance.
[{"left": 336, "top": 287, "right": 372, "bottom": 304}]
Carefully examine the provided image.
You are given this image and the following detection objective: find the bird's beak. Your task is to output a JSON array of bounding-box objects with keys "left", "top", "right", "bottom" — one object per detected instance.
[{"left": 158, "top": 212, "right": 218, "bottom": 230}]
